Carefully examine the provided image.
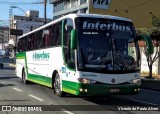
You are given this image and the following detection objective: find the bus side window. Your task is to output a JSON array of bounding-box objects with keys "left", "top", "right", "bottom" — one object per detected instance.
[
  {"left": 51, "top": 22, "right": 61, "bottom": 46},
  {"left": 28, "top": 35, "right": 32, "bottom": 51},
  {"left": 38, "top": 30, "right": 43, "bottom": 48},
  {"left": 52, "top": 27, "right": 58, "bottom": 46},
  {"left": 31, "top": 34, "right": 35, "bottom": 50},
  {"left": 33, "top": 33, "right": 38, "bottom": 49},
  {"left": 43, "top": 27, "right": 52, "bottom": 47},
  {"left": 21, "top": 38, "right": 26, "bottom": 52}
]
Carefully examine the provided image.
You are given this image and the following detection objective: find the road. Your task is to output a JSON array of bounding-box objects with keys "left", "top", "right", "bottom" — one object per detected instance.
[{"left": 0, "top": 65, "right": 160, "bottom": 114}]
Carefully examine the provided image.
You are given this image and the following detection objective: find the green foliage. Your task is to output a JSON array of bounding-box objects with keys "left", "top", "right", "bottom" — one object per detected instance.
[
  {"left": 151, "top": 14, "right": 160, "bottom": 27},
  {"left": 136, "top": 14, "right": 160, "bottom": 78},
  {"left": 150, "top": 27, "right": 160, "bottom": 40},
  {"left": 136, "top": 14, "right": 160, "bottom": 41},
  {"left": 136, "top": 28, "right": 151, "bottom": 36}
]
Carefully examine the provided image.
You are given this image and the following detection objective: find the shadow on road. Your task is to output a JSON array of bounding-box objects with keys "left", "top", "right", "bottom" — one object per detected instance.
[
  {"left": 0, "top": 83, "right": 15, "bottom": 88},
  {"left": 82, "top": 95, "right": 153, "bottom": 106},
  {"left": 64, "top": 94, "right": 152, "bottom": 106},
  {"left": 0, "top": 77, "right": 18, "bottom": 80}
]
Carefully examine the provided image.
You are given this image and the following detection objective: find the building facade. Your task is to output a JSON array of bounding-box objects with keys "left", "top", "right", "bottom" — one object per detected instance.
[
  {"left": 50, "top": 0, "right": 160, "bottom": 28},
  {"left": 9, "top": 10, "right": 52, "bottom": 46},
  {"left": 9, "top": 10, "right": 52, "bottom": 57},
  {"left": 50, "top": 0, "right": 90, "bottom": 19},
  {"left": 0, "top": 26, "right": 9, "bottom": 50}
]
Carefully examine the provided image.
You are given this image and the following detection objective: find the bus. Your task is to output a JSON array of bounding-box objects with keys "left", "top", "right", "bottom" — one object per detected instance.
[{"left": 16, "top": 14, "right": 145, "bottom": 97}]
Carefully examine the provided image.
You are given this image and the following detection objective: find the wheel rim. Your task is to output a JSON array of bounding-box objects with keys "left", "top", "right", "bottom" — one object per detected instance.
[{"left": 54, "top": 75, "right": 61, "bottom": 94}]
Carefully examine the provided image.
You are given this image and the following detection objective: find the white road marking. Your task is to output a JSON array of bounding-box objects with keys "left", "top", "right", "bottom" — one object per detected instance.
[
  {"left": 1, "top": 82, "right": 6, "bottom": 85},
  {"left": 141, "top": 89, "right": 160, "bottom": 94},
  {"left": 29, "top": 94, "right": 44, "bottom": 101},
  {"left": 62, "top": 109, "right": 75, "bottom": 114},
  {"left": 130, "top": 99, "right": 158, "bottom": 106},
  {"left": 13, "top": 88, "right": 22, "bottom": 92}
]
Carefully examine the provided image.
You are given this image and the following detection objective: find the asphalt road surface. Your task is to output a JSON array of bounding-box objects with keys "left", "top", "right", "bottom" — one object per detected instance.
[{"left": 0, "top": 65, "right": 160, "bottom": 114}]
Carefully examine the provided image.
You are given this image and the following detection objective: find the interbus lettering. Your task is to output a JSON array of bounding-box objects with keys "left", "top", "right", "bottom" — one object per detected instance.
[
  {"left": 33, "top": 52, "right": 50, "bottom": 59},
  {"left": 82, "top": 21, "right": 131, "bottom": 32}
]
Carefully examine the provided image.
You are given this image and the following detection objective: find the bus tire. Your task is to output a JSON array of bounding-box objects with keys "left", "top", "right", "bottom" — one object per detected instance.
[
  {"left": 54, "top": 73, "right": 66, "bottom": 97},
  {"left": 22, "top": 69, "right": 28, "bottom": 84}
]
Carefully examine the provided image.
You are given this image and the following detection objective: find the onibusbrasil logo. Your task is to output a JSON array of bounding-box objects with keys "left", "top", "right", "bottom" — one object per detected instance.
[{"left": 33, "top": 51, "right": 50, "bottom": 61}]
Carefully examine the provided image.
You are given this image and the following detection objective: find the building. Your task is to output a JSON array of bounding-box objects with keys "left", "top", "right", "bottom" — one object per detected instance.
[
  {"left": 49, "top": 0, "right": 90, "bottom": 19},
  {"left": 9, "top": 10, "right": 52, "bottom": 57},
  {"left": 10, "top": 10, "right": 52, "bottom": 35},
  {"left": 9, "top": 10, "right": 52, "bottom": 46},
  {"left": 0, "top": 26, "right": 9, "bottom": 50},
  {"left": 50, "top": 0, "right": 160, "bottom": 28}
]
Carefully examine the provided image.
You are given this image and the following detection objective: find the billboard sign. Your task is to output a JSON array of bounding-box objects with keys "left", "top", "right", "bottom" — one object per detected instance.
[
  {"left": 10, "top": 29, "right": 23, "bottom": 36},
  {"left": 92, "top": 0, "right": 112, "bottom": 10}
]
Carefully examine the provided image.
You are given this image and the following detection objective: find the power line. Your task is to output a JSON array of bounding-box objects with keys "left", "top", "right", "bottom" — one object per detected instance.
[{"left": 0, "top": 1, "right": 43, "bottom": 5}]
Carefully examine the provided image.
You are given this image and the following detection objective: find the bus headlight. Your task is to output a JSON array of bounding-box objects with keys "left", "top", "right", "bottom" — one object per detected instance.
[
  {"left": 129, "top": 79, "right": 141, "bottom": 85},
  {"left": 78, "top": 78, "right": 96, "bottom": 84}
]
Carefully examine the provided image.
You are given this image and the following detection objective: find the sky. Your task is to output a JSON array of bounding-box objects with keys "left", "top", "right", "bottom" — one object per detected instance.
[{"left": 0, "top": 0, "right": 53, "bottom": 26}]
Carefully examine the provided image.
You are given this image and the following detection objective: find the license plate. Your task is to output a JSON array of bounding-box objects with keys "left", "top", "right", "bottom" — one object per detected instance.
[{"left": 110, "top": 89, "right": 119, "bottom": 92}]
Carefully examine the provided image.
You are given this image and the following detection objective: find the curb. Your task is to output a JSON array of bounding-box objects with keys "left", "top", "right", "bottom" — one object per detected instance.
[{"left": 141, "top": 79, "right": 160, "bottom": 92}]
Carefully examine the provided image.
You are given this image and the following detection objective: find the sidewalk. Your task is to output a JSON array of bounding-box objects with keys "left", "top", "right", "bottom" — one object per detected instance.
[
  {"left": 141, "top": 74, "right": 160, "bottom": 92},
  {"left": 155, "top": 74, "right": 160, "bottom": 79}
]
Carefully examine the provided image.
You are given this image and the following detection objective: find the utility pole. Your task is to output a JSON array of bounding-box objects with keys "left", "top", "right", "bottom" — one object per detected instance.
[{"left": 44, "top": 0, "right": 47, "bottom": 24}]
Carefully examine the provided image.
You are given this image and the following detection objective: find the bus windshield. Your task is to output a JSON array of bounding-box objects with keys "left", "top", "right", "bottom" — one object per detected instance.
[{"left": 76, "top": 17, "right": 140, "bottom": 73}]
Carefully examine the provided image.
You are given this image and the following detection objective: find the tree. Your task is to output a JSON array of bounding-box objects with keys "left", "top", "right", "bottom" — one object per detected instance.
[{"left": 137, "top": 14, "right": 160, "bottom": 78}]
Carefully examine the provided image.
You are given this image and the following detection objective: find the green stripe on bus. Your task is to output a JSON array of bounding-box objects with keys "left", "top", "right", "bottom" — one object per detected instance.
[
  {"left": 62, "top": 80, "right": 80, "bottom": 95},
  {"left": 62, "top": 88, "right": 77, "bottom": 95},
  {"left": 16, "top": 57, "right": 25, "bottom": 59},
  {"left": 17, "top": 52, "right": 28, "bottom": 76},
  {"left": 16, "top": 52, "right": 26, "bottom": 58},
  {"left": 27, "top": 73, "right": 52, "bottom": 88}
]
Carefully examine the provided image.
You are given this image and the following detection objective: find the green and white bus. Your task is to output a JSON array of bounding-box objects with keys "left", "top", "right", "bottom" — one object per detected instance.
[{"left": 16, "top": 14, "right": 142, "bottom": 97}]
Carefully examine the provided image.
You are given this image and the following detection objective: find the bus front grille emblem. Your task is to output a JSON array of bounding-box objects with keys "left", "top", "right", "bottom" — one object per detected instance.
[{"left": 111, "top": 78, "right": 116, "bottom": 83}]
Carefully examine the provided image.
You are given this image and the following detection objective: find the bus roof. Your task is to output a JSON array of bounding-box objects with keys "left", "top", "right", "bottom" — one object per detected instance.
[
  {"left": 70, "top": 13, "right": 132, "bottom": 22},
  {"left": 19, "top": 14, "right": 132, "bottom": 39}
]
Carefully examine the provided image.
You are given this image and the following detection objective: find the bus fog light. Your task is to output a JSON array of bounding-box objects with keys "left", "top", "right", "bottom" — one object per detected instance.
[{"left": 80, "top": 88, "right": 83, "bottom": 92}]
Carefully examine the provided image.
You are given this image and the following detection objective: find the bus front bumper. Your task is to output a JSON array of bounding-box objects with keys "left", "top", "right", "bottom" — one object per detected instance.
[{"left": 76, "top": 83, "right": 140, "bottom": 96}]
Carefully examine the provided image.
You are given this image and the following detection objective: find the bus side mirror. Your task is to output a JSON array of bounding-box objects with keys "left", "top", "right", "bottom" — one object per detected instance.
[{"left": 70, "top": 29, "right": 77, "bottom": 49}]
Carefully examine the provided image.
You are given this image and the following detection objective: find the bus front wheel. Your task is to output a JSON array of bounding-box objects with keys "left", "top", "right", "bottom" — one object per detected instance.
[
  {"left": 54, "top": 73, "right": 66, "bottom": 97},
  {"left": 22, "top": 69, "right": 28, "bottom": 84}
]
